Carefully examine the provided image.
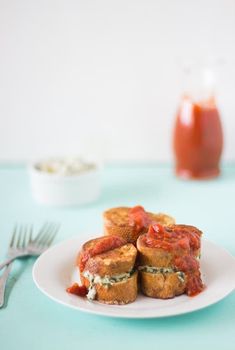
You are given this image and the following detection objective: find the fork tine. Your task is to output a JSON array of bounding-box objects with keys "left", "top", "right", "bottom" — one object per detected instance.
[
  {"left": 32, "top": 222, "right": 50, "bottom": 243},
  {"left": 43, "top": 224, "right": 60, "bottom": 246},
  {"left": 22, "top": 226, "right": 26, "bottom": 247},
  {"left": 16, "top": 225, "right": 23, "bottom": 248},
  {"left": 22, "top": 225, "right": 29, "bottom": 248},
  {"left": 9, "top": 224, "right": 17, "bottom": 248},
  {"left": 29, "top": 225, "right": 33, "bottom": 243},
  {"left": 37, "top": 223, "right": 56, "bottom": 245},
  {"left": 46, "top": 230, "right": 58, "bottom": 246}
]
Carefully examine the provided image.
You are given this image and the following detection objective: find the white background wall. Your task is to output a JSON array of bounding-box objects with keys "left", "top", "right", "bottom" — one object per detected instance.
[{"left": 0, "top": 0, "right": 235, "bottom": 163}]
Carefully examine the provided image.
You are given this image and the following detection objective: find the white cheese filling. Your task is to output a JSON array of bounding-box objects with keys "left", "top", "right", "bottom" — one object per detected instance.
[
  {"left": 138, "top": 266, "right": 176, "bottom": 274},
  {"left": 83, "top": 270, "right": 133, "bottom": 301},
  {"left": 138, "top": 266, "right": 185, "bottom": 283}
]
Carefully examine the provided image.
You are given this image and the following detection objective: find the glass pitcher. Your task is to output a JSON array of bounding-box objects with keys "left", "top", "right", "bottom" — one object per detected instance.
[{"left": 173, "top": 65, "right": 223, "bottom": 179}]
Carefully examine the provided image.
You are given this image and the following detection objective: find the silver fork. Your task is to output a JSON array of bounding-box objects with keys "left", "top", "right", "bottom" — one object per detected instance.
[
  {"left": 0, "top": 222, "right": 59, "bottom": 307},
  {"left": 0, "top": 222, "right": 59, "bottom": 270}
]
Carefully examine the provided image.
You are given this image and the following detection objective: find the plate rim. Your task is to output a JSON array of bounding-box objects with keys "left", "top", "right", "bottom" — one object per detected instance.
[{"left": 32, "top": 236, "right": 235, "bottom": 319}]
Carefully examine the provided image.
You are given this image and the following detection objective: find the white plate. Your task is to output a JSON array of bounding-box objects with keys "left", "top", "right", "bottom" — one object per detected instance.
[{"left": 32, "top": 237, "right": 235, "bottom": 318}]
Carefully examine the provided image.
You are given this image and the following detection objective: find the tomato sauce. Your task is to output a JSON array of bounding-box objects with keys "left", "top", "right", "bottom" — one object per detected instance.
[
  {"left": 66, "top": 283, "right": 87, "bottom": 297},
  {"left": 144, "top": 224, "right": 204, "bottom": 296},
  {"left": 78, "top": 236, "right": 125, "bottom": 272},
  {"left": 173, "top": 97, "right": 223, "bottom": 179},
  {"left": 129, "top": 206, "right": 151, "bottom": 233}
]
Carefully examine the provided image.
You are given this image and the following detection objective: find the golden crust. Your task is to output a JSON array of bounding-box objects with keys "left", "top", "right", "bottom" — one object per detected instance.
[
  {"left": 137, "top": 235, "right": 174, "bottom": 267},
  {"left": 81, "top": 236, "right": 110, "bottom": 251},
  {"left": 104, "top": 207, "right": 130, "bottom": 227},
  {"left": 103, "top": 207, "right": 138, "bottom": 244},
  {"left": 82, "top": 243, "right": 137, "bottom": 277},
  {"left": 148, "top": 213, "right": 175, "bottom": 226},
  {"left": 140, "top": 271, "right": 186, "bottom": 299},
  {"left": 103, "top": 207, "right": 175, "bottom": 244},
  {"left": 104, "top": 224, "right": 139, "bottom": 245}
]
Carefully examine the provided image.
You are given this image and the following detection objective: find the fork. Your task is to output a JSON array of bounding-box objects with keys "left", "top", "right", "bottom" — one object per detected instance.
[
  {"left": 0, "top": 222, "right": 59, "bottom": 270},
  {"left": 0, "top": 222, "right": 59, "bottom": 307}
]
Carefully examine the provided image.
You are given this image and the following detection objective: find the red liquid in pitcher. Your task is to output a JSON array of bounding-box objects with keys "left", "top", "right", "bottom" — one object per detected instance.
[{"left": 173, "top": 97, "right": 223, "bottom": 179}]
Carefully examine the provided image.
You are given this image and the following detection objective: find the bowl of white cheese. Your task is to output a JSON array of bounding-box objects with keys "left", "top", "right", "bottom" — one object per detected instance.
[{"left": 29, "top": 157, "right": 102, "bottom": 206}]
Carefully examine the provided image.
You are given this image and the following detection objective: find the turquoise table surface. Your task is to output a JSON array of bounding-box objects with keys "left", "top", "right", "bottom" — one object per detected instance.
[{"left": 0, "top": 164, "right": 235, "bottom": 350}]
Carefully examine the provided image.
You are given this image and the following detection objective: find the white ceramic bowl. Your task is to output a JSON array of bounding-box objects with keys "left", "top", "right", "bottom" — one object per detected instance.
[{"left": 29, "top": 160, "right": 102, "bottom": 207}]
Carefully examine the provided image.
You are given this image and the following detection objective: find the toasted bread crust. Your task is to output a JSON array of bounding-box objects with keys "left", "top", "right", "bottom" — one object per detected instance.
[
  {"left": 104, "top": 224, "right": 139, "bottom": 245},
  {"left": 82, "top": 243, "right": 137, "bottom": 276},
  {"left": 83, "top": 271, "right": 138, "bottom": 304},
  {"left": 137, "top": 235, "right": 174, "bottom": 267},
  {"left": 80, "top": 236, "right": 122, "bottom": 251},
  {"left": 148, "top": 213, "right": 175, "bottom": 226},
  {"left": 140, "top": 271, "right": 186, "bottom": 299},
  {"left": 103, "top": 207, "right": 175, "bottom": 244}
]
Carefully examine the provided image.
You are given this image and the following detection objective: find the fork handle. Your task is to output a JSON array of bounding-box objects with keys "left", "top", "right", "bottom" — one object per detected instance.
[
  {"left": 0, "top": 258, "right": 14, "bottom": 270},
  {"left": 0, "top": 254, "right": 28, "bottom": 271},
  {"left": 0, "top": 263, "right": 12, "bottom": 307}
]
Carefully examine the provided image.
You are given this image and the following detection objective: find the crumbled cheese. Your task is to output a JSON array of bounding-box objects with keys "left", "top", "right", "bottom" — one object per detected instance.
[
  {"left": 176, "top": 271, "right": 185, "bottom": 283},
  {"left": 36, "top": 157, "right": 95, "bottom": 176},
  {"left": 196, "top": 254, "right": 201, "bottom": 261},
  {"left": 87, "top": 286, "right": 97, "bottom": 301}
]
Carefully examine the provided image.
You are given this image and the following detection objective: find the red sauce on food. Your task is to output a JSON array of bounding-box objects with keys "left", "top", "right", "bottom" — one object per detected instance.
[
  {"left": 78, "top": 236, "right": 126, "bottom": 272},
  {"left": 174, "top": 256, "right": 203, "bottom": 296},
  {"left": 173, "top": 97, "right": 223, "bottom": 179},
  {"left": 129, "top": 206, "right": 151, "bottom": 233},
  {"left": 146, "top": 224, "right": 201, "bottom": 253},
  {"left": 66, "top": 283, "right": 87, "bottom": 297},
  {"left": 144, "top": 224, "right": 204, "bottom": 296}
]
